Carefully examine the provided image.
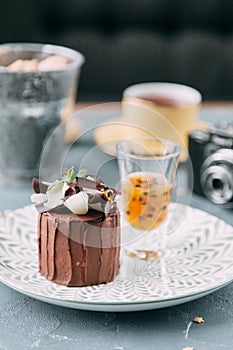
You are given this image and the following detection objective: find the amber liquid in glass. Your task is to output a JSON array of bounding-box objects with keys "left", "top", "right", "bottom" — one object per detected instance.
[{"left": 123, "top": 172, "right": 173, "bottom": 231}]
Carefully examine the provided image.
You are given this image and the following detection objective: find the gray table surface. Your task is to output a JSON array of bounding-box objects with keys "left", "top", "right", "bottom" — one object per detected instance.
[{"left": 0, "top": 106, "right": 233, "bottom": 350}]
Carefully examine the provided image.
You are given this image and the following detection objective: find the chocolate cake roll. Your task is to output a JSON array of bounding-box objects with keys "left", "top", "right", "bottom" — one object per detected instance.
[{"left": 32, "top": 169, "right": 121, "bottom": 287}]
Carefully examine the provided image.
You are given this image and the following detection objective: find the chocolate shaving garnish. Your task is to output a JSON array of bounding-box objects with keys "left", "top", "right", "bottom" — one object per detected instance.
[
  {"left": 35, "top": 203, "right": 48, "bottom": 213},
  {"left": 85, "top": 174, "right": 104, "bottom": 184},
  {"left": 32, "top": 173, "right": 119, "bottom": 217},
  {"left": 49, "top": 205, "right": 70, "bottom": 214},
  {"left": 105, "top": 201, "right": 112, "bottom": 216},
  {"left": 76, "top": 177, "right": 118, "bottom": 194},
  {"left": 65, "top": 186, "right": 77, "bottom": 197},
  {"left": 75, "top": 177, "right": 103, "bottom": 191},
  {"left": 35, "top": 203, "right": 66, "bottom": 214},
  {"left": 88, "top": 193, "right": 106, "bottom": 204},
  {"left": 105, "top": 201, "right": 118, "bottom": 216},
  {"left": 75, "top": 177, "right": 119, "bottom": 201},
  {"left": 32, "top": 178, "right": 49, "bottom": 194}
]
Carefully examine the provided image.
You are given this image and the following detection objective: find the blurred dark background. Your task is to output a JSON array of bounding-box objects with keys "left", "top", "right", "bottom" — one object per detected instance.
[{"left": 0, "top": 0, "right": 232, "bottom": 101}]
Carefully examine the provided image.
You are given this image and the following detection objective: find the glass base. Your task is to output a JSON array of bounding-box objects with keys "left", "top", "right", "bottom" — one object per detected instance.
[
  {"left": 124, "top": 249, "right": 164, "bottom": 260},
  {"left": 122, "top": 220, "right": 167, "bottom": 261}
]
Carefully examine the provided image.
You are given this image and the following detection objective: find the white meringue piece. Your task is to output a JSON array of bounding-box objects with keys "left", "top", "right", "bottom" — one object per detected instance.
[
  {"left": 44, "top": 181, "right": 68, "bottom": 209},
  {"left": 30, "top": 193, "right": 48, "bottom": 204},
  {"left": 64, "top": 192, "right": 89, "bottom": 215},
  {"left": 46, "top": 180, "right": 62, "bottom": 192},
  {"left": 86, "top": 175, "right": 95, "bottom": 181}
]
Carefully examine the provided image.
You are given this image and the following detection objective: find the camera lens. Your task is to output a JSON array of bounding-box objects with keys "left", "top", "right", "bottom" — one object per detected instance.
[
  {"left": 200, "top": 149, "right": 233, "bottom": 204},
  {"left": 212, "top": 178, "right": 224, "bottom": 191}
]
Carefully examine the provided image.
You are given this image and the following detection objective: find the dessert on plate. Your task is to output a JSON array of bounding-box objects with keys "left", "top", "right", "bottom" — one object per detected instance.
[{"left": 31, "top": 168, "right": 120, "bottom": 287}]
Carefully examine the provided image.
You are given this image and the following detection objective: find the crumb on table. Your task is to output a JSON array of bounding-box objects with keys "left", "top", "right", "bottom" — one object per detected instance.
[{"left": 193, "top": 316, "right": 204, "bottom": 324}]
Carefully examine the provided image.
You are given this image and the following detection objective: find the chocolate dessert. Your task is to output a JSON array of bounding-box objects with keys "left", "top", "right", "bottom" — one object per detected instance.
[{"left": 32, "top": 169, "right": 120, "bottom": 287}]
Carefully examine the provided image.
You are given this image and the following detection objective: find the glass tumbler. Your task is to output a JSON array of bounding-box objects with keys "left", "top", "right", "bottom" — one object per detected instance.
[
  {"left": 117, "top": 137, "right": 180, "bottom": 260},
  {"left": 0, "top": 43, "right": 84, "bottom": 183}
]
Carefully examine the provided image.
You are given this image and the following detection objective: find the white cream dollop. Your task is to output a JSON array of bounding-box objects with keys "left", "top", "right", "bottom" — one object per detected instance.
[
  {"left": 64, "top": 191, "right": 89, "bottom": 214},
  {"left": 31, "top": 180, "right": 70, "bottom": 210},
  {"left": 30, "top": 193, "right": 48, "bottom": 204},
  {"left": 43, "top": 181, "right": 69, "bottom": 209}
]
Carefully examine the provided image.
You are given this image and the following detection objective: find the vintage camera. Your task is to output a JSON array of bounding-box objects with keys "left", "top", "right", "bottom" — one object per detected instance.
[{"left": 188, "top": 122, "right": 233, "bottom": 208}]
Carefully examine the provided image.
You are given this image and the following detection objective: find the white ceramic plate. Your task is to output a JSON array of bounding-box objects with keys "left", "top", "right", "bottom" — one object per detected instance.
[{"left": 0, "top": 205, "right": 233, "bottom": 312}]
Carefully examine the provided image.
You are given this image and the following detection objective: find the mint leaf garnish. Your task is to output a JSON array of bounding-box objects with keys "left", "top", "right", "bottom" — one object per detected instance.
[
  {"left": 62, "top": 167, "right": 87, "bottom": 183},
  {"left": 62, "top": 167, "right": 75, "bottom": 183}
]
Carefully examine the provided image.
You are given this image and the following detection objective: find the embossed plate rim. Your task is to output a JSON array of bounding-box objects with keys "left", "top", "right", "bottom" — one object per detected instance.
[{"left": 0, "top": 204, "right": 233, "bottom": 312}]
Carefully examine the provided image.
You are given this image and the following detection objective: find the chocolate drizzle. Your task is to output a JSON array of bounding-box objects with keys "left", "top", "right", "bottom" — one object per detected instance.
[
  {"left": 32, "top": 177, "right": 48, "bottom": 194},
  {"left": 38, "top": 205, "right": 120, "bottom": 287}
]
